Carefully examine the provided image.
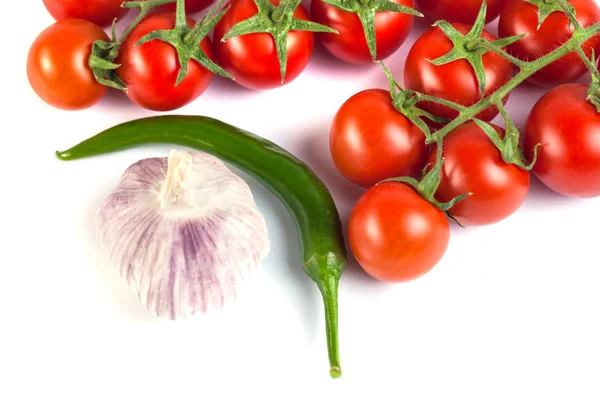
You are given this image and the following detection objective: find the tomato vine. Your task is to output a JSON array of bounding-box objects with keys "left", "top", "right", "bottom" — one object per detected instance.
[{"left": 380, "top": 0, "right": 600, "bottom": 208}]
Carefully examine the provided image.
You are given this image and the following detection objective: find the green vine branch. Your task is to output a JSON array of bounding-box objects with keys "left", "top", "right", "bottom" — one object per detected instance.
[
  {"left": 377, "top": 0, "right": 600, "bottom": 211},
  {"left": 428, "top": 20, "right": 600, "bottom": 144}
]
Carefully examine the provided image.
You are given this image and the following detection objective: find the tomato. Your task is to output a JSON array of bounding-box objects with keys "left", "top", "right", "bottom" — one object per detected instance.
[
  {"left": 213, "top": 0, "right": 314, "bottom": 90},
  {"left": 43, "top": 0, "right": 128, "bottom": 27},
  {"left": 404, "top": 23, "right": 513, "bottom": 122},
  {"left": 27, "top": 20, "right": 109, "bottom": 111},
  {"left": 428, "top": 122, "right": 530, "bottom": 227},
  {"left": 349, "top": 182, "right": 449, "bottom": 283},
  {"left": 524, "top": 84, "right": 600, "bottom": 198},
  {"left": 158, "top": 0, "right": 215, "bottom": 13},
  {"left": 310, "top": 0, "right": 415, "bottom": 64},
  {"left": 116, "top": 12, "right": 214, "bottom": 112},
  {"left": 329, "top": 89, "right": 429, "bottom": 188},
  {"left": 498, "top": 0, "right": 600, "bottom": 86},
  {"left": 416, "top": 0, "right": 504, "bottom": 24}
]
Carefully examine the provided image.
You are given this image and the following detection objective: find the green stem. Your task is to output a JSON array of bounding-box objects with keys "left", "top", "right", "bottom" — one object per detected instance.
[
  {"left": 480, "top": 40, "right": 528, "bottom": 69},
  {"left": 174, "top": 0, "right": 187, "bottom": 27},
  {"left": 183, "top": 24, "right": 204, "bottom": 45},
  {"left": 556, "top": 0, "right": 582, "bottom": 29},
  {"left": 183, "top": 0, "right": 227, "bottom": 44},
  {"left": 429, "top": 21, "right": 600, "bottom": 143},
  {"left": 573, "top": 45, "right": 598, "bottom": 73},
  {"left": 271, "top": 0, "right": 300, "bottom": 23},
  {"left": 494, "top": 99, "right": 511, "bottom": 125},
  {"left": 120, "top": 0, "right": 178, "bottom": 40},
  {"left": 464, "top": 39, "right": 482, "bottom": 52},
  {"left": 316, "top": 276, "right": 341, "bottom": 379},
  {"left": 113, "top": 0, "right": 178, "bottom": 58},
  {"left": 416, "top": 94, "right": 466, "bottom": 111}
]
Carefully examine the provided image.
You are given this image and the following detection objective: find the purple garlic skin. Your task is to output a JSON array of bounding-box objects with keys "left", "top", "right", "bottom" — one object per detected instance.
[{"left": 96, "top": 150, "right": 270, "bottom": 319}]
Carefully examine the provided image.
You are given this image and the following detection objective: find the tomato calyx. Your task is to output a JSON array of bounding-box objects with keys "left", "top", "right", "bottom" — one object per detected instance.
[
  {"left": 584, "top": 52, "right": 600, "bottom": 112},
  {"left": 380, "top": 146, "right": 471, "bottom": 214},
  {"left": 429, "top": 2, "right": 524, "bottom": 98},
  {"left": 134, "top": 0, "right": 233, "bottom": 85},
  {"left": 524, "top": 0, "right": 577, "bottom": 28},
  {"left": 89, "top": 34, "right": 126, "bottom": 91},
  {"left": 473, "top": 118, "right": 538, "bottom": 171},
  {"left": 88, "top": 0, "right": 233, "bottom": 91},
  {"left": 220, "top": 0, "right": 337, "bottom": 83},
  {"left": 587, "top": 72, "right": 600, "bottom": 112},
  {"left": 321, "top": 0, "right": 422, "bottom": 62},
  {"left": 86, "top": 0, "right": 180, "bottom": 91},
  {"left": 380, "top": 63, "right": 458, "bottom": 139}
]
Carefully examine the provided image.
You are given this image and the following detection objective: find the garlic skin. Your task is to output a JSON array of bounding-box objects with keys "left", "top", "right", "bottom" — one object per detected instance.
[{"left": 96, "top": 150, "right": 270, "bottom": 319}]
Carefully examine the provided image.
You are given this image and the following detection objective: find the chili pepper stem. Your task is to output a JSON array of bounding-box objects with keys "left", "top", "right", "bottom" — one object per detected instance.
[
  {"left": 303, "top": 253, "right": 344, "bottom": 378},
  {"left": 316, "top": 276, "right": 341, "bottom": 378}
]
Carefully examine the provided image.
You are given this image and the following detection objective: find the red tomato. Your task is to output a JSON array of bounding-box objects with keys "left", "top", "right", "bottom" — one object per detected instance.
[
  {"left": 158, "top": 0, "right": 215, "bottom": 13},
  {"left": 116, "top": 12, "right": 214, "bottom": 111},
  {"left": 404, "top": 23, "right": 513, "bottom": 122},
  {"left": 310, "top": 0, "right": 415, "bottom": 64},
  {"left": 524, "top": 84, "right": 600, "bottom": 198},
  {"left": 27, "top": 20, "right": 109, "bottom": 111},
  {"left": 428, "top": 122, "right": 530, "bottom": 227},
  {"left": 349, "top": 182, "right": 449, "bottom": 283},
  {"left": 416, "top": 0, "right": 504, "bottom": 24},
  {"left": 329, "top": 89, "right": 429, "bottom": 187},
  {"left": 43, "top": 0, "right": 128, "bottom": 27},
  {"left": 213, "top": 0, "right": 314, "bottom": 89},
  {"left": 498, "top": 0, "right": 600, "bottom": 86}
]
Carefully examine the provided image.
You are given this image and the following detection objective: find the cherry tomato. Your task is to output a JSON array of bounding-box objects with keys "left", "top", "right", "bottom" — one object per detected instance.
[
  {"left": 310, "top": 0, "right": 415, "bottom": 64},
  {"left": 498, "top": 0, "right": 600, "bottom": 86},
  {"left": 416, "top": 0, "right": 504, "bottom": 24},
  {"left": 116, "top": 12, "right": 214, "bottom": 112},
  {"left": 329, "top": 89, "right": 429, "bottom": 188},
  {"left": 428, "top": 122, "right": 530, "bottom": 227},
  {"left": 27, "top": 20, "right": 109, "bottom": 111},
  {"left": 404, "top": 23, "right": 513, "bottom": 122},
  {"left": 43, "top": 0, "right": 128, "bottom": 27},
  {"left": 158, "top": 0, "right": 215, "bottom": 13},
  {"left": 524, "top": 84, "right": 600, "bottom": 198},
  {"left": 213, "top": 0, "right": 314, "bottom": 89},
  {"left": 349, "top": 182, "right": 449, "bottom": 283}
]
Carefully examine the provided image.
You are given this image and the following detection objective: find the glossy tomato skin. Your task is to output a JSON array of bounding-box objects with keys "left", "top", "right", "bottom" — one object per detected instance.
[
  {"left": 330, "top": 89, "right": 429, "bottom": 187},
  {"left": 428, "top": 122, "right": 530, "bottom": 227},
  {"left": 404, "top": 23, "right": 513, "bottom": 122},
  {"left": 43, "top": 0, "right": 128, "bottom": 27},
  {"left": 311, "top": 0, "right": 415, "bottom": 64},
  {"left": 116, "top": 12, "right": 214, "bottom": 112},
  {"left": 159, "top": 0, "right": 215, "bottom": 13},
  {"left": 349, "top": 182, "right": 449, "bottom": 283},
  {"left": 417, "top": 0, "right": 504, "bottom": 24},
  {"left": 27, "top": 20, "right": 109, "bottom": 111},
  {"left": 498, "top": 0, "right": 600, "bottom": 86},
  {"left": 524, "top": 84, "right": 600, "bottom": 198},
  {"left": 213, "top": 0, "right": 314, "bottom": 89}
]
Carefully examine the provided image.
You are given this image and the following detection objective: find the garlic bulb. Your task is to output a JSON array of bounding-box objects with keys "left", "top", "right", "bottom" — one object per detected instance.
[{"left": 96, "top": 149, "right": 270, "bottom": 319}]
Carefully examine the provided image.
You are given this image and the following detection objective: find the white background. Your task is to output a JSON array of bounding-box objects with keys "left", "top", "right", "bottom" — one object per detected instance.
[{"left": 2, "top": 1, "right": 600, "bottom": 399}]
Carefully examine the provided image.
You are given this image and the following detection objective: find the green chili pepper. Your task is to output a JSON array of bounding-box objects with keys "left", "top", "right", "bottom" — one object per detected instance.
[{"left": 56, "top": 115, "right": 346, "bottom": 379}]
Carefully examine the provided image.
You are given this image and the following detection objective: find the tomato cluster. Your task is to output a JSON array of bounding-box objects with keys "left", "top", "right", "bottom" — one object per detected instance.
[
  {"left": 28, "top": 0, "right": 421, "bottom": 111},
  {"left": 331, "top": 0, "right": 600, "bottom": 283}
]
